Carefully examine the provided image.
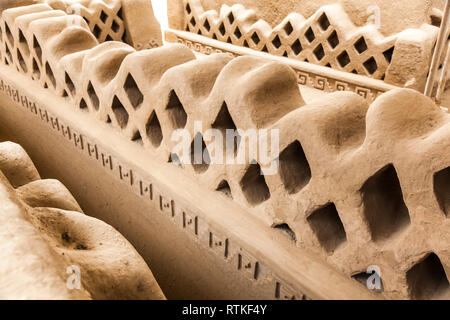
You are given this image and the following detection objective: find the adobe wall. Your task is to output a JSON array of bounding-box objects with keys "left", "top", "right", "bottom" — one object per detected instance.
[
  {"left": 0, "top": 1, "right": 449, "bottom": 300},
  {"left": 0, "top": 141, "right": 165, "bottom": 299},
  {"left": 169, "top": 0, "right": 442, "bottom": 37},
  {"left": 167, "top": 0, "right": 438, "bottom": 91}
]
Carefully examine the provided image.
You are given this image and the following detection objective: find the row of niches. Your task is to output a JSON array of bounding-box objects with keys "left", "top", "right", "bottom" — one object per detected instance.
[
  {"left": 45, "top": 0, "right": 126, "bottom": 43},
  {"left": 3, "top": 40, "right": 450, "bottom": 300},
  {"left": 9, "top": 52, "right": 450, "bottom": 299},
  {"left": 84, "top": 7, "right": 125, "bottom": 43},
  {"left": 10, "top": 57, "right": 450, "bottom": 300},
  {"left": 1, "top": 4, "right": 449, "bottom": 300},
  {"left": 182, "top": 0, "right": 434, "bottom": 84},
  {"left": 57, "top": 63, "right": 450, "bottom": 299}
]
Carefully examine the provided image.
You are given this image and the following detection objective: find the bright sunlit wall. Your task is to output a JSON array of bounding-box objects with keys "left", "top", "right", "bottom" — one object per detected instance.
[{"left": 151, "top": 0, "right": 169, "bottom": 37}]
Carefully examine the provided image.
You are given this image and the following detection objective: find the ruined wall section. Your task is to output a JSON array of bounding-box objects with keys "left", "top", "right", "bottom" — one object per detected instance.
[
  {"left": 1, "top": 4, "right": 449, "bottom": 300},
  {"left": 0, "top": 141, "right": 165, "bottom": 299}
]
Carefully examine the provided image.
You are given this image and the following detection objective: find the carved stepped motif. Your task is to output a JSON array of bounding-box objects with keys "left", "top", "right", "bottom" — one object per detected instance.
[{"left": 1, "top": 4, "right": 449, "bottom": 300}]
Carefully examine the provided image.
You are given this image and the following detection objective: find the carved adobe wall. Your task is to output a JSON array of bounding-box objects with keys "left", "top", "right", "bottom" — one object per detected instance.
[
  {"left": 0, "top": 141, "right": 165, "bottom": 299},
  {"left": 0, "top": 0, "right": 163, "bottom": 50},
  {"left": 43, "top": 0, "right": 163, "bottom": 49},
  {"left": 167, "top": 0, "right": 437, "bottom": 91},
  {"left": 0, "top": 3, "right": 449, "bottom": 300},
  {"left": 169, "top": 0, "right": 440, "bottom": 37}
]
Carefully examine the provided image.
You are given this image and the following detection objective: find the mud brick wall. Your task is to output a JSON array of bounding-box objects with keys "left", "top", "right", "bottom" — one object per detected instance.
[
  {"left": 43, "top": 0, "right": 163, "bottom": 49},
  {"left": 0, "top": 0, "right": 162, "bottom": 49},
  {"left": 169, "top": 0, "right": 437, "bottom": 91},
  {"left": 0, "top": 3, "right": 449, "bottom": 299},
  {"left": 0, "top": 141, "right": 165, "bottom": 299}
]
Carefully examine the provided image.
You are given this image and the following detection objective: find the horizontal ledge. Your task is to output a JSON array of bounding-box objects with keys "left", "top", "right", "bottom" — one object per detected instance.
[{"left": 165, "top": 29, "right": 399, "bottom": 97}]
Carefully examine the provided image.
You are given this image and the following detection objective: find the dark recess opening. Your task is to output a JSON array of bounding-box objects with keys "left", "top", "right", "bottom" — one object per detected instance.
[
  {"left": 111, "top": 95, "right": 129, "bottom": 128},
  {"left": 166, "top": 90, "right": 187, "bottom": 129},
  {"left": 278, "top": 141, "right": 311, "bottom": 194},
  {"left": 240, "top": 163, "right": 271, "bottom": 206},
  {"left": 190, "top": 133, "right": 210, "bottom": 174},
  {"left": 123, "top": 73, "right": 143, "bottom": 109},
  {"left": 406, "top": 253, "right": 449, "bottom": 300},
  {"left": 145, "top": 110, "right": 163, "bottom": 147},
  {"left": 360, "top": 164, "right": 411, "bottom": 241},
  {"left": 307, "top": 203, "right": 346, "bottom": 253},
  {"left": 87, "top": 81, "right": 99, "bottom": 110},
  {"left": 216, "top": 180, "right": 232, "bottom": 198},
  {"left": 434, "top": 167, "right": 450, "bottom": 217},
  {"left": 273, "top": 223, "right": 296, "bottom": 242}
]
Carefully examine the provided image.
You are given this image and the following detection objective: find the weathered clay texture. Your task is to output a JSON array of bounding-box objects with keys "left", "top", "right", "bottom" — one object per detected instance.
[
  {"left": 169, "top": 0, "right": 438, "bottom": 90},
  {"left": 0, "top": 141, "right": 165, "bottom": 299},
  {"left": 0, "top": 0, "right": 163, "bottom": 49},
  {"left": 169, "top": 0, "right": 442, "bottom": 37},
  {"left": 43, "top": 0, "right": 162, "bottom": 49},
  {"left": 1, "top": 3, "right": 449, "bottom": 300}
]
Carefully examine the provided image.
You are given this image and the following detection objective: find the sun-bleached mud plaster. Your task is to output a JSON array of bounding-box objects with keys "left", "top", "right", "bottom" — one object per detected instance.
[
  {"left": 46, "top": 0, "right": 163, "bottom": 49},
  {"left": 169, "top": 0, "right": 442, "bottom": 37},
  {"left": 0, "top": 141, "right": 165, "bottom": 299},
  {"left": 0, "top": 0, "right": 163, "bottom": 49},
  {"left": 0, "top": 2, "right": 449, "bottom": 300},
  {"left": 167, "top": 0, "right": 438, "bottom": 91}
]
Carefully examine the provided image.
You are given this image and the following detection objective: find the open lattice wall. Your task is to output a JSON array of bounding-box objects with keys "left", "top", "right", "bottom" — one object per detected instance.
[
  {"left": 1, "top": 3, "right": 449, "bottom": 300},
  {"left": 0, "top": 141, "right": 165, "bottom": 299},
  {"left": 176, "top": 0, "right": 437, "bottom": 90},
  {"left": 46, "top": 0, "right": 127, "bottom": 43},
  {"left": 38, "top": 0, "right": 163, "bottom": 49}
]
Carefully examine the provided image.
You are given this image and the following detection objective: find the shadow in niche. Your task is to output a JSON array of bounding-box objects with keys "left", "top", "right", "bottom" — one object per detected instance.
[
  {"left": 145, "top": 110, "right": 163, "bottom": 148},
  {"left": 87, "top": 81, "right": 99, "bottom": 110},
  {"left": 66, "top": 73, "right": 76, "bottom": 97},
  {"left": 123, "top": 74, "right": 143, "bottom": 109},
  {"left": 351, "top": 269, "right": 384, "bottom": 293},
  {"left": 360, "top": 164, "right": 410, "bottom": 241},
  {"left": 33, "top": 36, "right": 42, "bottom": 64},
  {"left": 189, "top": 133, "right": 210, "bottom": 174},
  {"left": 273, "top": 223, "right": 296, "bottom": 242},
  {"left": 406, "top": 253, "right": 450, "bottom": 300},
  {"left": 240, "top": 163, "right": 270, "bottom": 206},
  {"left": 211, "top": 102, "right": 240, "bottom": 155},
  {"left": 32, "top": 58, "right": 40, "bottom": 79},
  {"left": 79, "top": 98, "right": 88, "bottom": 111},
  {"left": 168, "top": 153, "right": 182, "bottom": 167},
  {"left": 307, "top": 203, "right": 346, "bottom": 253},
  {"left": 434, "top": 167, "right": 450, "bottom": 217},
  {"left": 216, "top": 180, "right": 232, "bottom": 199},
  {"left": 16, "top": 49, "right": 27, "bottom": 73},
  {"left": 132, "top": 130, "right": 143, "bottom": 145},
  {"left": 45, "top": 62, "right": 56, "bottom": 88},
  {"left": 111, "top": 96, "right": 129, "bottom": 128},
  {"left": 166, "top": 90, "right": 187, "bottom": 129}
]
